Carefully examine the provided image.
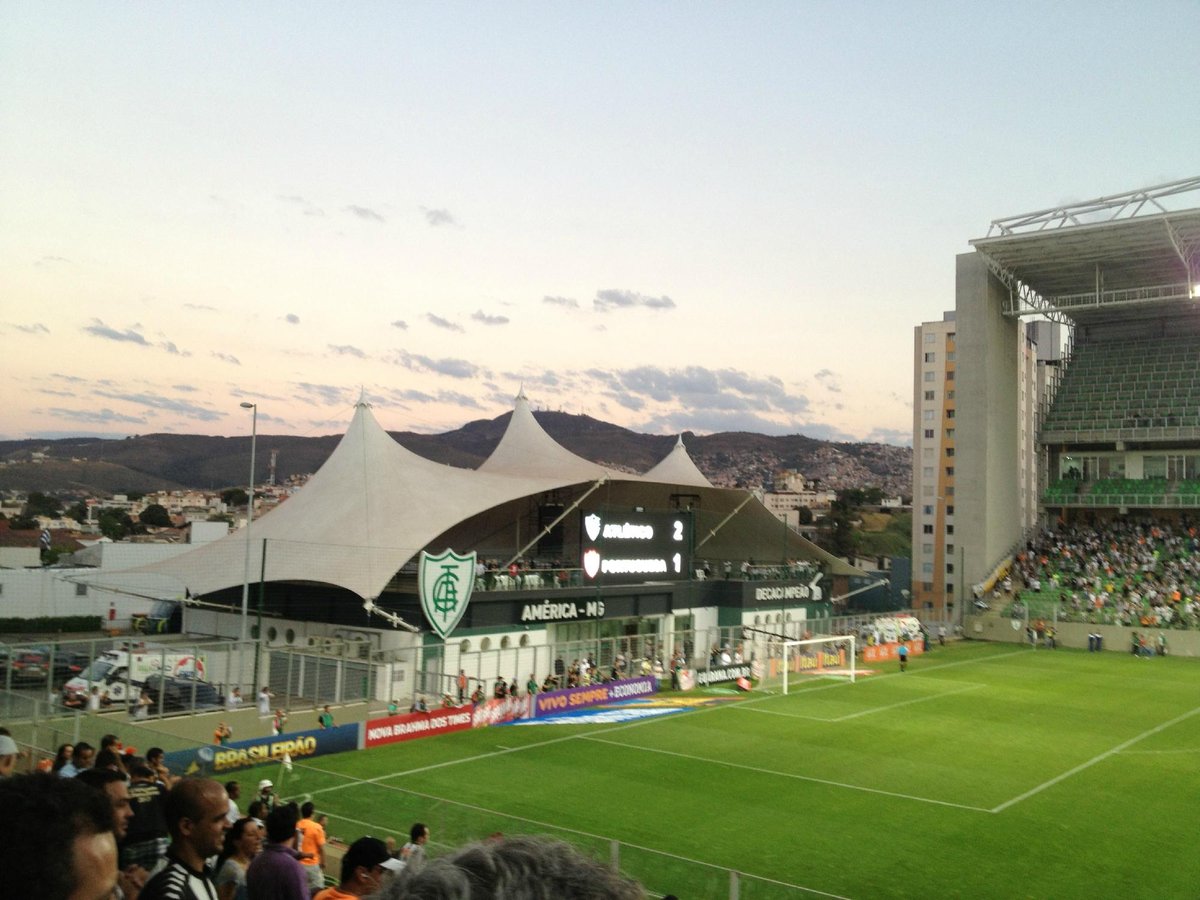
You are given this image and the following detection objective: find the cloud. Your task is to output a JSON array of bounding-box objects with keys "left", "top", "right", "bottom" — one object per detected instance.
[
  {"left": 865, "top": 427, "right": 912, "bottom": 446},
  {"left": 278, "top": 194, "right": 325, "bottom": 217},
  {"left": 12, "top": 323, "right": 50, "bottom": 334},
  {"left": 285, "top": 313, "right": 300, "bottom": 324},
  {"left": 211, "top": 352, "right": 241, "bottom": 366},
  {"left": 328, "top": 344, "right": 367, "bottom": 358},
  {"left": 35, "top": 388, "right": 74, "bottom": 397},
  {"left": 543, "top": 295, "right": 579, "bottom": 309},
  {"left": 345, "top": 204, "right": 385, "bottom": 222},
  {"left": 44, "top": 407, "right": 147, "bottom": 426},
  {"left": 92, "top": 390, "right": 223, "bottom": 422},
  {"left": 160, "top": 341, "right": 190, "bottom": 356},
  {"left": 593, "top": 289, "right": 676, "bottom": 313},
  {"left": 184, "top": 303, "right": 218, "bottom": 312},
  {"left": 172, "top": 384, "right": 199, "bottom": 393},
  {"left": 387, "top": 387, "right": 483, "bottom": 409},
  {"left": 421, "top": 206, "right": 457, "bottom": 227},
  {"left": 293, "top": 383, "right": 348, "bottom": 406},
  {"left": 82, "top": 319, "right": 149, "bottom": 345},
  {"left": 389, "top": 350, "right": 481, "bottom": 380},
  {"left": 471, "top": 310, "right": 509, "bottom": 326},
  {"left": 391, "top": 320, "right": 408, "bottom": 330},
  {"left": 425, "top": 313, "right": 463, "bottom": 332},
  {"left": 814, "top": 369, "right": 842, "bottom": 393}
]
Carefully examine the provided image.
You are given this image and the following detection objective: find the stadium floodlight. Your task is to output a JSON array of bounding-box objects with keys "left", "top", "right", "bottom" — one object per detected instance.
[
  {"left": 239, "top": 401, "right": 257, "bottom": 644},
  {"left": 1192, "top": 283, "right": 1200, "bottom": 299},
  {"left": 780, "top": 634, "right": 857, "bottom": 694}
]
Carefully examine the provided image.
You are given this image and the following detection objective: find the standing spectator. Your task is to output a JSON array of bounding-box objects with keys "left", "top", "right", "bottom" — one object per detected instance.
[
  {"left": 0, "top": 772, "right": 119, "bottom": 900},
  {"left": 0, "top": 733, "right": 17, "bottom": 778},
  {"left": 224, "top": 781, "right": 243, "bottom": 826},
  {"left": 456, "top": 669, "right": 467, "bottom": 703},
  {"left": 314, "top": 836, "right": 402, "bottom": 900},
  {"left": 226, "top": 688, "right": 243, "bottom": 711},
  {"left": 139, "top": 778, "right": 230, "bottom": 900},
  {"left": 124, "top": 763, "right": 171, "bottom": 872},
  {"left": 525, "top": 673, "right": 538, "bottom": 697},
  {"left": 938, "top": 625, "right": 947, "bottom": 646},
  {"left": 216, "top": 817, "right": 263, "bottom": 900},
  {"left": 87, "top": 685, "right": 102, "bottom": 712},
  {"left": 398, "top": 823, "right": 430, "bottom": 875},
  {"left": 214, "top": 722, "right": 234, "bottom": 746},
  {"left": 272, "top": 709, "right": 288, "bottom": 736},
  {"left": 317, "top": 705, "right": 334, "bottom": 729},
  {"left": 255, "top": 779, "right": 278, "bottom": 814},
  {"left": 78, "top": 767, "right": 146, "bottom": 899},
  {"left": 296, "top": 800, "right": 327, "bottom": 893},
  {"left": 246, "top": 804, "right": 309, "bottom": 900},
  {"left": 898, "top": 643, "right": 909, "bottom": 673},
  {"left": 60, "top": 741, "right": 96, "bottom": 777},
  {"left": 257, "top": 686, "right": 274, "bottom": 717},
  {"left": 146, "top": 748, "right": 176, "bottom": 788}
]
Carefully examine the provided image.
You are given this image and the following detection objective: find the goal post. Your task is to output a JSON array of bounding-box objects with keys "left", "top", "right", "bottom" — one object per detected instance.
[{"left": 780, "top": 634, "right": 856, "bottom": 693}]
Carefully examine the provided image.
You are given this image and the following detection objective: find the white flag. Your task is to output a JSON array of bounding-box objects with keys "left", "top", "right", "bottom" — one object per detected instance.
[{"left": 282, "top": 752, "right": 293, "bottom": 772}]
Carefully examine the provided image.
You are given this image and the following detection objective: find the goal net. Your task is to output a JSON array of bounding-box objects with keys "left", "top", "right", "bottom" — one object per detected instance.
[{"left": 778, "top": 635, "right": 856, "bottom": 693}]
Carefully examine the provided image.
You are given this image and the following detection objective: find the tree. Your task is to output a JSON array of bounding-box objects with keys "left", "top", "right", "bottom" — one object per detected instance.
[
  {"left": 66, "top": 502, "right": 89, "bottom": 524},
  {"left": 23, "top": 492, "right": 62, "bottom": 519},
  {"left": 97, "top": 508, "right": 136, "bottom": 541},
  {"left": 221, "top": 488, "right": 249, "bottom": 507},
  {"left": 139, "top": 503, "right": 173, "bottom": 528}
]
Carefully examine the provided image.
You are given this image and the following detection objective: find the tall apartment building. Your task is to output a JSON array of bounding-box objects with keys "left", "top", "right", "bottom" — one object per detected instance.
[{"left": 912, "top": 310, "right": 1059, "bottom": 613}]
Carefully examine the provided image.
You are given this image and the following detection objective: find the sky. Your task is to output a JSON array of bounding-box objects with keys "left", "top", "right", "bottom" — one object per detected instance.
[{"left": 3, "top": 2, "right": 1198, "bottom": 447}]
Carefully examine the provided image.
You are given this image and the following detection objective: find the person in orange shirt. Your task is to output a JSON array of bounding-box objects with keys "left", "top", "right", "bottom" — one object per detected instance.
[
  {"left": 296, "top": 800, "right": 327, "bottom": 893},
  {"left": 313, "top": 836, "right": 403, "bottom": 900}
]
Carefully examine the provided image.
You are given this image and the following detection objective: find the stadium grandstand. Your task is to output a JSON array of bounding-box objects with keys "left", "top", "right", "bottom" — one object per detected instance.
[{"left": 948, "top": 176, "right": 1200, "bottom": 651}]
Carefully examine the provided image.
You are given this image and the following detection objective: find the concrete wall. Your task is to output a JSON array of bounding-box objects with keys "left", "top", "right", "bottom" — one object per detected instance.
[
  {"left": 965, "top": 614, "right": 1200, "bottom": 657},
  {"left": 955, "top": 252, "right": 1024, "bottom": 592}
]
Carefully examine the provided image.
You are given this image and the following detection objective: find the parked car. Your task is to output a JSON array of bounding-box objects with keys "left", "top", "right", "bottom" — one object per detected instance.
[
  {"left": 139, "top": 673, "right": 222, "bottom": 711},
  {"left": 29, "top": 645, "right": 91, "bottom": 682},
  {"left": 2, "top": 648, "right": 51, "bottom": 684}
]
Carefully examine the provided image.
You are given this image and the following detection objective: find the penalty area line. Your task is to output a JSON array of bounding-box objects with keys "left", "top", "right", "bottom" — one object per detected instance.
[{"left": 990, "top": 703, "right": 1200, "bottom": 814}]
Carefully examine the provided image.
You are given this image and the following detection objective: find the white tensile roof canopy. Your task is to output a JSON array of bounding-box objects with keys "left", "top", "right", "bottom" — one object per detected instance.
[{"left": 129, "top": 394, "right": 857, "bottom": 605}]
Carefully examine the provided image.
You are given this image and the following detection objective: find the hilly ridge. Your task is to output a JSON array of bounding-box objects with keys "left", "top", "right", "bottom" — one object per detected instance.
[{"left": 0, "top": 412, "right": 911, "bottom": 498}]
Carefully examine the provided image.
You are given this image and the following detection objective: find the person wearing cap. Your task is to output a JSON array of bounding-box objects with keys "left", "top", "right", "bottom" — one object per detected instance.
[
  {"left": 256, "top": 779, "right": 278, "bottom": 813},
  {"left": 313, "top": 836, "right": 403, "bottom": 900},
  {"left": 0, "top": 733, "right": 18, "bottom": 778}
]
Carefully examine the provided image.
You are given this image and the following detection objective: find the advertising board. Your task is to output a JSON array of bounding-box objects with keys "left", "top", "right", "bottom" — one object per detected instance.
[
  {"left": 364, "top": 705, "right": 474, "bottom": 747},
  {"left": 532, "top": 675, "right": 658, "bottom": 718},
  {"left": 163, "top": 723, "right": 359, "bottom": 776}
]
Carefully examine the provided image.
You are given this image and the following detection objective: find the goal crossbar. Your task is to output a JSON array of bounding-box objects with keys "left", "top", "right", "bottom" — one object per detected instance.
[{"left": 781, "top": 634, "right": 856, "bottom": 693}]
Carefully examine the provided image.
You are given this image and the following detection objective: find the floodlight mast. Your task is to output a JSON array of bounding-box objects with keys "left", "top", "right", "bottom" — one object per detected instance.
[{"left": 239, "top": 401, "right": 257, "bottom": 645}]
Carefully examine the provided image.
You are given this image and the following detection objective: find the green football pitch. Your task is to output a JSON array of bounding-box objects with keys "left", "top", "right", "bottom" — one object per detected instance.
[{"left": 254, "top": 641, "right": 1200, "bottom": 899}]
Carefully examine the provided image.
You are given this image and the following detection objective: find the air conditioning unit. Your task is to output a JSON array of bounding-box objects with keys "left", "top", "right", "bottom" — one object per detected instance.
[
  {"left": 306, "top": 636, "right": 322, "bottom": 648},
  {"left": 322, "top": 637, "right": 340, "bottom": 654},
  {"left": 355, "top": 643, "right": 371, "bottom": 660}
]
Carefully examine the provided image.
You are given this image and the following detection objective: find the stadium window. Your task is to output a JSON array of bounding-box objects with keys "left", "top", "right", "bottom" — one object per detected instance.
[
  {"left": 501, "top": 636, "right": 511, "bottom": 649},
  {"left": 946, "top": 543, "right": 954, "bottom": 554},
  {"left": 922, "top": 581, "right": 934, "bottom": 591},
  {"left": 924, "top": 429, "right": 934, "bottom": 438},
  {"left": 946, "top": 409, "right": 955, "bottom": 419},
  {"left": 922, "top": 485, "right": 934, "bottom": 496},
  {"left": 946, "top": 448, "right": 955, "bottom": 457},
  {"left": 946, "top": 390, "right": 955, "bottom": 400},
  {"left": 459, "top": 639, "right": 471, "bottom": 652},
  {"left": 267, "top": 627, "right": 277, "bottom": 642},
  {"left": 946, "top": 428, "right": 955, "bottom": 438},
  {"left": 924, "top": 371, "right": 935, "bottom": 382},
  {"left": 946, "top": 487, "right": 954, "bottom": 496},
  {"left": 946, "top": 524, "right": 955, "bottom": 535},
  {"left": 946, "top": 466, "right": 954, "bottom": 476},
  {"left": 924, "top": 332, "right": 935, "bottom": 343},
  {"left": 922, "top": 505, "right": 933, "bottom": 515},
  {"left": 924, "top": 390, "right": 935, "bottom": 401},
  {"left": 285, "top": 628, "right": 295, "bottom": 644},
  {"left": 923, "top": 524, "right": 933, "bottom": 534},
  {"left": 946, "top": 505, "right": 954, "bottom": 515},
  {"left": 946, "top": 370, "right": 955, "bottom": 380},
  {"left": 923, "top": 447, "right": 933, "bottom": 459},
  {"left": 924, "top": 352, "right": 936, "bottom": 363},
  {"left": 923, "top": 467, "right": 934, "bottom": 478},
  {"left": 945, "top": 583, "right": 954, "bottom": 594},
  {"left": 75, "top": 583, "right": 87, "bottom": 596},
  {"left": 922, "top": 562, "right": 934, "bottom": 574},
  {"left": 923, "top": 410, "right": 935, "bottom": 421},
  {"left": 520, "top": 634, "right": 530, "bottom": 647},
  {"left": 481, "top": 637, "right": 491, "bottom": 651},
  {"left": 946, "top": 351, "right": 956, "bottom": 361},
  {"left": 946, "top": 563, "right": 955, "bottom": 574},
  {"left": 923, "top": 543, "right": 933, "bottom": 554}
]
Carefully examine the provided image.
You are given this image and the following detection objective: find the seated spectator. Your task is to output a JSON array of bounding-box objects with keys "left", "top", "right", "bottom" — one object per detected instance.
[
  {"left": 376, "top": 834, "right": 644, "bottom": 899},
  {"left": 0, "top": 772, "right": 119, "bottom": 900},
  {"left": 314, "top": 836, "right": 402, "bottom": 900}
]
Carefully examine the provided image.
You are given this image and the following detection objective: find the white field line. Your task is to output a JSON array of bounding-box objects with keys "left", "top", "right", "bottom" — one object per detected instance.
[
  {"left": 306, "top": 766, "right": 853, "bottom": 898},
  {"left": 582, "top": 734, "right": 992, "bottom": 813},
  {"left": 734, "top": 682, "right": 987, "bottom": 722},
  {"left": 990, "top": 703, "right": 1200, "bottom": 814}
]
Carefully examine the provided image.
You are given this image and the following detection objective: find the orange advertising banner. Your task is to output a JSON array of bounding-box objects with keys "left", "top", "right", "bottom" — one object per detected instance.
[{"left": 862, "top": 640, "right": 924, "bottom": 663}]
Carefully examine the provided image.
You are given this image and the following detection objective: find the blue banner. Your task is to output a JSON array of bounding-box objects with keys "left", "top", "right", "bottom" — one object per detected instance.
[{"left": 163, "top": 723, "right": 359, "bottom": 776}]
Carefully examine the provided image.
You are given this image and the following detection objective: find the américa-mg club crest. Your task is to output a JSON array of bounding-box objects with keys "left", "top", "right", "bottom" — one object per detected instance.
[{"left": 418, "top": 548, "right": 477, "bottom": 639}]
